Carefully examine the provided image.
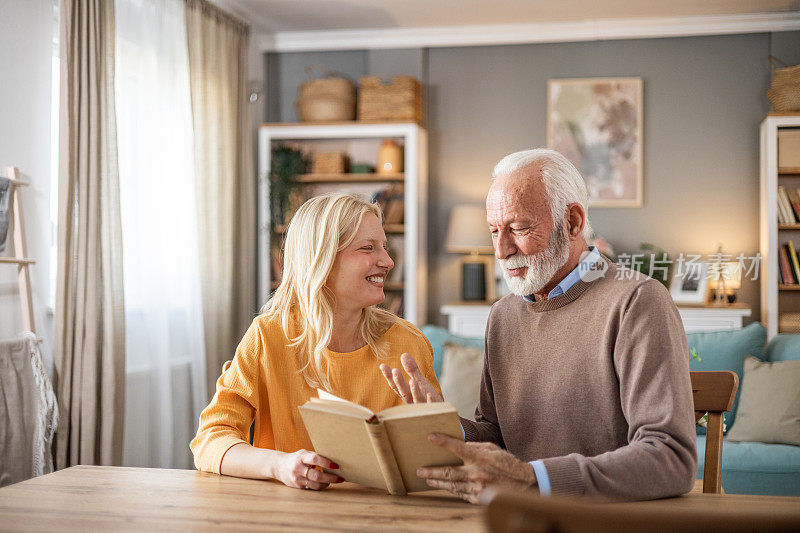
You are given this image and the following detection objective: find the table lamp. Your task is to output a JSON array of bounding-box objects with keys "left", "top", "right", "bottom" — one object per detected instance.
[
  {"left": 446, "top": 205, "right": 494, "bottom": 301},
  {"left": 708, "top": 261, "right": 742, "bottom": 305}
]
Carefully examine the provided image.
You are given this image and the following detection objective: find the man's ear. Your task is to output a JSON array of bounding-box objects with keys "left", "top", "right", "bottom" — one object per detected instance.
[{"left": 566, "top": 203, "right": 585, "bottom": 238}]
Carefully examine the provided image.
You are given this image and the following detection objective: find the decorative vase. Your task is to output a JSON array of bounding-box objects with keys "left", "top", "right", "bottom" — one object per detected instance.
[{"left": 377, "top": 139, "right": 403, "bottom": 174}]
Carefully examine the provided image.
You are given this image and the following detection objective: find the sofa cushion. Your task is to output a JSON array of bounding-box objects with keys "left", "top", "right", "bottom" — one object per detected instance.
[
  {"left": 696, "top": 435, "right": 800, "bottom": 496},
  {"left": 725, "top": 356, "right": 800, "bottom": 446},
  {"left": 420, "top": 325, "right": 484, "bottom": 379},
  {"left": 686, "top": 322, "right": 767, "bottom": 432},
  {"left": 440, "top": 342, "right": 484, "bottom": 420},
  {"left": 766, "top": 334, "right": 800, "bottom": 363}
]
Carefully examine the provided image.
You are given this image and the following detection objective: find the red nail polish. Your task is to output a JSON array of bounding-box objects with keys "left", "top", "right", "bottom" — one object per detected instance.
[
  {"left": 331, "top": 462, "right": 339, "bottom": 469},
  {"left": 336, "top": 476, "right": 345, "bottom": 483}
]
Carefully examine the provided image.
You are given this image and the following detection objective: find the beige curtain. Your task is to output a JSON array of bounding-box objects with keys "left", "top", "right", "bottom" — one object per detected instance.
[
  {"left": 185, "top": 0, "right": 255, "bottom": 396},
  {"left": 54, "top": 0, "right": 126, "bottom": 468}
]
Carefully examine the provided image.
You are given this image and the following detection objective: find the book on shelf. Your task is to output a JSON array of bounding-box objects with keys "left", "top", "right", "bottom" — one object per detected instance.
[
  {"left": 373, "top": 184, "right": 405, "bottom": 225},
  {"left": 298, "top": 392, "right": 463, "bottom": 495},
  {"left": 788, "top": 241, "right": 800, "bottom": 283},
  {"left": 787, "top": 188, "right": 800, "bottom": 222},
  {"left": 779, "top": 245, "right": 795, "bottom": 284},
  {"left": 778, "top": 186, "right": 795, "bottom": 224}
]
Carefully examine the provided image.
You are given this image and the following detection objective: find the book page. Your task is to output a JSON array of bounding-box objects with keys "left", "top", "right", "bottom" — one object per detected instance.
[
  {"left": 316, "top": 389, "right": 346, "bottom": 402},
  {"left": 377, "top": 401, "right": 459, "bottom": 420},
  {"left": 305, "top": 397, "right": 375, "bottom": 419},
  {"left": 382, "top": 407, "right": 464, "bottom": 493}
]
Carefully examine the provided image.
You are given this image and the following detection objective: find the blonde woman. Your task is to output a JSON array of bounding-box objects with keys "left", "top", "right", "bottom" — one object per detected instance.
[{"left": 190, "top": 193, "right": 441, "bottom": 490}]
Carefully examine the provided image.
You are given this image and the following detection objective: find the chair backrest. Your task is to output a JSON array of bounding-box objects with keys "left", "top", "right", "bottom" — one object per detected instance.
[
  {"left": 485, "top": 488, "right": 800, "bottom": 533},
  {"left": 0, "top": 333, "right": 57, "bottom": 487},
  {"left": 690, "top": 370, "right": 738, "bottom": 494}
]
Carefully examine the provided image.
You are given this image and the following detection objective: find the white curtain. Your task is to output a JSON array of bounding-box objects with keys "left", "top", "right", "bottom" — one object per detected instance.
[{"left": 114, "top": 0, "right": 207, "bottom": 468}]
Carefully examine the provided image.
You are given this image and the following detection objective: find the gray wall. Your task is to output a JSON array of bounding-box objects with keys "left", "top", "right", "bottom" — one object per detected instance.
[
  {"left": 263, "top": 31, "right": 800, "bottom": 326},
  {"left": 265, "top": 49, "right": 424, "bottom": 122},
  {"left": 0, "top": 0, "right": 55, "bottom": 373}
]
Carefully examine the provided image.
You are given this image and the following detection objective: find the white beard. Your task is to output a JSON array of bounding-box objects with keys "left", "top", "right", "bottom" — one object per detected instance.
[{"left": 499, "top": 223, "right": 570, "bottom": 297}]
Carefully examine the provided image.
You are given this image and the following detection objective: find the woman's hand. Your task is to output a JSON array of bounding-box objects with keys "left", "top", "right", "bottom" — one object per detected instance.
[
  {"left": 380, "top": 353, "right": 444, "bottom": 404},
  {"left": 272, "top": 449, "right": 343, "bottom": 490}
]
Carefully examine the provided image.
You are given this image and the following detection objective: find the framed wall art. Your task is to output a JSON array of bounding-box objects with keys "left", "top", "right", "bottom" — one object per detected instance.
[{"left": 547, "top": 77, "right": 643, "bottom": 207}]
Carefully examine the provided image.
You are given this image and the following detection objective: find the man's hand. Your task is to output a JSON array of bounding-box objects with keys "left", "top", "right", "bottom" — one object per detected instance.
[
  {"left": 379, "top": 353, "right": 443, "bottom": 403},
  {"left": 417, "top": 433, "right": 537, "bottom": 504}
]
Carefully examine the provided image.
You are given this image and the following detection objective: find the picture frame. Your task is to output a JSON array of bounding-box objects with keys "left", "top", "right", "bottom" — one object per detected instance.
[
  {"left": 670, "top": 261, "right": 710, "bottom": 304},
  {"left": 547, "top": 77, "right": 643, "bottom": 207}
]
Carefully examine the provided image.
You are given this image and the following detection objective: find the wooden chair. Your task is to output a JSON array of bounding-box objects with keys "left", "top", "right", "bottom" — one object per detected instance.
[
  {"left": 690, "top": 370, "right": 738, "bottom": 494},
  {"left": 485, "top": 488, "right": 800, "bottom": 533}
]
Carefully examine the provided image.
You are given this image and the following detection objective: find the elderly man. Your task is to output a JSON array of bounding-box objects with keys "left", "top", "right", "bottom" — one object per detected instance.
[{"left": 381, "top": 148, "right": 696, "bottom": 503}]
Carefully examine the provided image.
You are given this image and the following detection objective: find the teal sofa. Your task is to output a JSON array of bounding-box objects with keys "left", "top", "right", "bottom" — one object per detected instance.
[
  {"left": 422, "top": 323, "right": 800, "bottom": 496},
  {"left": 689, "top": 324, "right": 800, "bottom": 496}
]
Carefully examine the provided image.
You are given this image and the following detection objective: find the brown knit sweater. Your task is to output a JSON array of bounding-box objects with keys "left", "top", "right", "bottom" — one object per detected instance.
[{"left": 461, "top": 258, "right": 697, "bottom": 500}]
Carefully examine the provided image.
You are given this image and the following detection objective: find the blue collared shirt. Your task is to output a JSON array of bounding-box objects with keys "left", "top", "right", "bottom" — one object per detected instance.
[
  {"left": 524, "top": 246, "right": 601, "bottom": 302},
  {"left": 526, "top": 246, "right": 599, "bottom": 495}
]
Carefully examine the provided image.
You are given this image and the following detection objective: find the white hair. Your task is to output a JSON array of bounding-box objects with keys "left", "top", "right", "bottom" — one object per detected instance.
[{"left": 492, "top": 148, "right": 593, "bottom": 240}]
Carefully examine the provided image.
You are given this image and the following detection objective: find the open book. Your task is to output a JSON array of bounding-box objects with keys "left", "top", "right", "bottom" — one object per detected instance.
[{"left": 298, "top": 393, "right": 463, "bottom": 495}]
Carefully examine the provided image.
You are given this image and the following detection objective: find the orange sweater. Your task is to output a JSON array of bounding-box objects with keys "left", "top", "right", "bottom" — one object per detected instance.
[{"left": 190, "top": 313, "right": 441, "bottom": 474}]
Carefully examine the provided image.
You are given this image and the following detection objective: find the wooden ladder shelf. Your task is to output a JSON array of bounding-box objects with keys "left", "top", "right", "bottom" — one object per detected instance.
[{"left": 2, "top": 166, "right": 36, "bottom": 334}]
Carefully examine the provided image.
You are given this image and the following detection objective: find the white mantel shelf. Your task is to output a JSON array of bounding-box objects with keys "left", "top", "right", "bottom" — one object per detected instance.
[
  {"left": 676, "top": 305, "right": 752, "bottom": 333},
  {"left": 441, "top": 302, "right": 752, "bottom": 338}
]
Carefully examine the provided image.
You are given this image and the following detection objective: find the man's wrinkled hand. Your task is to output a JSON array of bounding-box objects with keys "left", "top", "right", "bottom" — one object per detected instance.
[
  {"left": 416, "top": 433, "right": 537, "bottom": 504},
  {"left": 379, "top": 353, "right": 444, "bottom": 404}
]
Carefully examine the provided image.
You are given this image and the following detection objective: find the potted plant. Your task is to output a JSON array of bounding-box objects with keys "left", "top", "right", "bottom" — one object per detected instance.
[{"left": 269, "top": 145, "right": 305, "bottom": 227}]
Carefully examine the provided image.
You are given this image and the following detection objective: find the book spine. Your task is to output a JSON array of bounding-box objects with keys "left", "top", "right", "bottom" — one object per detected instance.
[
  {"left": 364, "top": 420, "right": 406, "bottom": 496},
  {"left": 789, "top": 241, "right": 800, "bottom": 283},
  {"left": 778, "top": 187, "right": 793, "bottom": 223},
  {"left": 779, "top": 246, "right": 795, "bottom": 284},
  {"left": 789, "top": 188, "right": 800, "bottom": 222}
]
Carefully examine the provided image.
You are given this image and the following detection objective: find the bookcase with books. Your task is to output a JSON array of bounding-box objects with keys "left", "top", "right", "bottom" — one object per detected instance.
[
  {"left": 258, "top": 122, "right": 428, "bottom": 325},
  {"left": 760, "top": 113, "right": 800, "bottom": 339}
]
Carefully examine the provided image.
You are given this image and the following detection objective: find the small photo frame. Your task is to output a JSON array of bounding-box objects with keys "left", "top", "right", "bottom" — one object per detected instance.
[{"left": 670, "top": 261, "right": 710, "bottom": 304}]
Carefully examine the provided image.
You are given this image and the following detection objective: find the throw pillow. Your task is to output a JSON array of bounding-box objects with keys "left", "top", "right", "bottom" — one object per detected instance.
[
  {"left": 420, "top": 325, "right": 484, "bottom": 379},
  {"left": 687, "top": 322, "right": 767, "bottom": 432},
  {"left": 439, "top": 342, "right": 484, "bottom": 421},
  {"left": 725, "top": 356, "right": 800, "bottom": 446}
]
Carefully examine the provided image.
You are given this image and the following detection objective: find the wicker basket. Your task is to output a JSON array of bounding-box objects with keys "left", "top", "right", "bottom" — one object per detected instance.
[
  {"left": 768, "top": 57, "right": 800, "bottom": 113},
  {"left": 358, "top": 76, "right": 423, "bottom": 124},
  {"left": 295, "top": 65, "right": 356, "bottom": 122},
  {"left": 311, "top": 152, "right": 348, "bottom": 174}
]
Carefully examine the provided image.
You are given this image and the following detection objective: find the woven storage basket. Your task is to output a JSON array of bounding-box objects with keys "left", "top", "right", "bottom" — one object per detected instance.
[
  {"left": 768, "top": 57, "right": 800, "bottom": 113},
  {"left": 358, "top": 76, "right": 423, "bottom": 124},
  {"left": 295, "top": 65, "right": 356, "bottom": 122},
  {"left": 311, "top": 152, "right": 348, "bottom": 174}
]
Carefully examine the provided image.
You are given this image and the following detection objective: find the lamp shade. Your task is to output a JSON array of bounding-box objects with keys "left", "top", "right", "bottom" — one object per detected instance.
[
  {"left": 708, "top": 262, "right": 742, "bottom": 290},
  {"left": 445, "top": 205, "right": 493, "bottom": 254}
]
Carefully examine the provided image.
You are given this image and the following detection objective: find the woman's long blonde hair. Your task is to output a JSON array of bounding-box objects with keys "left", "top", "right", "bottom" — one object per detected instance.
[{"left": 263, "top": 193, "right": 405, "bottom": 390}]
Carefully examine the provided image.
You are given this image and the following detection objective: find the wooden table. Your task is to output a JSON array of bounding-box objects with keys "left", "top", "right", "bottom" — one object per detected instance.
[
  {"left": 0, "top": 466, "right": 483, "bottom": 532},
  {"left": 1, "top": 467, "right": 798, "bottom": 532}
]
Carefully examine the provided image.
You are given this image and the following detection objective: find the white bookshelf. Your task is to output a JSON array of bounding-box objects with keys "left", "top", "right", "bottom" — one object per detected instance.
[
  {"left": 257, "top": 122, "right": 428, "bottom": 325},
  {"left": 759, "top": 113, "right": 800, "bottom": 340}
]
